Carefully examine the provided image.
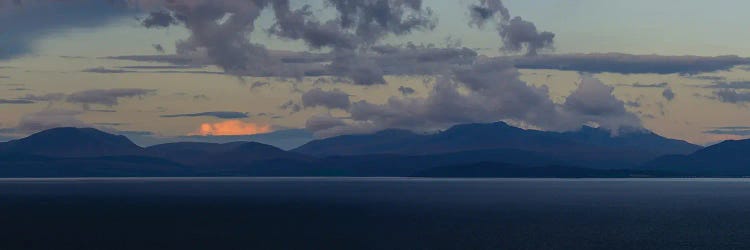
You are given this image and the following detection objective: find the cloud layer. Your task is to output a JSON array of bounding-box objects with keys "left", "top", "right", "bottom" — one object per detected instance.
[
  {"left": 161, "top": 111, "right": 250, "bottom": 119},
  {"left": 306, "top": 60, "right": 641, "bottom": 138},
  {"left": 513, "top": 53, "right": 750, "bottom": 74}
]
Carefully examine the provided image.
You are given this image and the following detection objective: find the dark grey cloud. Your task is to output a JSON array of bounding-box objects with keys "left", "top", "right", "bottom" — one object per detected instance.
[
  {"left": 0, "top": 99, "right": 34, "bottom": 104},
  {"left": 270, "top": 0, "right": 436, "bottom": 50},
  {"left": 301, "top": 88, "right": 351, "bottom": 110},
  {"left": 625, "top": 100, "right": 641, "bottom": 108},
  {"left": 94, "top": 122, "right": 128, "bottom": 126},
  {"left": 630, "top": 82, "right": 668, "bottom": 88},
  {"left": 104, "top": 54, "right": 203, "bottom": 65},
  {"left": 662, "top": 87, "right": 675, "bottom": 101},
  {"left": 82, "top": 67, "right": 136, "bottom": 74},
  {"left": 66, "top": 88, "right": 156, "bottom": 107},
  {"left": 133, "top": 0, "right": 438, "bottom": 84},
  {"left": 141, "top": 11, "right": 176, "bottom": 28},
  {"left": 704, "top": 127, "right": 750, "bottom": 136},
  {"left": 371, "top": 44, "right": 478, "bottom": 76},
  {"left": 153, "top": 44, "right": 165, "bottom": 53},
  {"left": 714, "top": 89, "right": 750, "bottom": 104},
  {"left": 193, "top": 94, "right": 209, "bottom": 101},
  {"left": 250, "top": 81, "right": 270, "bottom": 89},
  {"left": 84, "top": 66, "right": 221, "bottom": 75},
  {"left": 106, "top": 45, "right": 478, "bottom": 82},
  {"left": 469, "top": 0, "right": 554, "bottom": 56},
  {"left": 280, "top": 100, "right": 301, "bottom": 113},
  {"left": 513, "top": 53, "right": 750, "bottom": 74},
  {"left": 0, "top": 1, "right": 134, "bottom": 59},
  {"left": 686, "top": 75, "right": 726, "bottom": 81},
  {"left": 160, "top": 111, "right": 249, "bottom": 119},
  {"left": 398, "top": 86, "right": 416, "bottom": 96},
  {"left": 326, "top": 52, "right": 386, "bottom": 85},
  {"left": 469, "top": 0, "right": 509, "bottom": 28},
  {"left": 120, "top": 65, "right": 203, "bottom": 70},
  {"left": 21, "top": 93, "right": 66, "bottom": 102},
  {"left": 89, "top": 109, "right": 117, "bottom": 113},
  {"left": 705, "top": 81, "right": 750, "bottom": 89},
  {"left": 500, "top": 17, "right": 555, "bottom": 56}
]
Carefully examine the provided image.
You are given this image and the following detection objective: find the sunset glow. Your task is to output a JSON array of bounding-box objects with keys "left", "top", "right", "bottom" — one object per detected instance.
[{"left": 190, "top": 120, "right": 272, "bottom": 136}]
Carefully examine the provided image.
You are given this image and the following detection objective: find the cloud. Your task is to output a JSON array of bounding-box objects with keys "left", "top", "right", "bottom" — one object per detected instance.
[
  {"left": 713, "top": 89, "right": 750, "bottom": 104},
  {"left": 104, "top": 54, "right": 204, "bottom": 65},
  {"left": 500, "top": 17, "right": 555, "bottom": 56},
  {"left": 705, "top": 81, "right": 750, "bottom": 89},
  {"left": 141, "top": 11, "right": 176, "bottom": 28},
  {"left": 94, "top": 122, "right": 128, "bottom": 127},
  {"left": 704, "top": 127, "right": 750, "bottom": 136},
  {"left": 561, "top": 75, "right": 642, "bottom": 131},
  {"left": 120, "top": 65, "right": 204, "bottom": 70},
  {"left": 398, "top": 86, "right": 416, "bottom": 96},
  {"left": 16, "top": 109, "right": 86, "bottom": 133},
  {"left": 513, "top": 53, "right": 750, "bottom": 74},
  {"left": 250, "top": 81, "right": 270, "bottom": 89},
  {"left": 371, "top": 44, "right": 478, "bottom": 76},
  {"left": 662, "top": 87, "right": 675, "bottom": 101},
  {"left": 82, "top": 67, "right": 136, "bottom": 74},
  {"left": 161, "top": 111, "right": 249, "bottom": 119},
  {"left": 192, "top": 94, "right": 209, "bottom": 101},
  {"left": 469, "top": 0, "right": 509, "bottom": 28},
  {"left": 0, "top": 0, "right": 134, "bottom": 59},
  {"left": 0, "top": 99, "right": 34, "bottom": 104},
  {"left": 625, "top": 100, "right": 641, "bottom": 108},
  {"left": 301, "top": 88, "right": 351, "bottom": 110},
  {"left": 129, "top": 0, "right": 438, "bottom": 84},
  {"left": 306, "top": 60, "right": 641, "bottom": 137},
  {"left": 280, "top": 100, "right": 301, "bottom": 113},
  {"left": 153, "top": 44, "right": 165, "bottom": 53},
  {"left": 630, "top": 82, "right": 668, "bottom": 88},
  {"left": 686, "top": 75, "right": 726, "bottom": 81},
  {"left": 84, "top": 66, "right": 220, "bottom": 75},
  {"left": 269, "top": 0, "right": 436, "bottom": 49},
  {"left": 189, "top": 120, "right": 272, "bottom": 136},
  {"left": 107, "top": 45, "right": 478, "bottom": 83},
  {"left": 66, "top": 88, "right": 156, "bottom": 107},
  {"left": 469, "top": 0, "right": 554, "bottom": 56}
]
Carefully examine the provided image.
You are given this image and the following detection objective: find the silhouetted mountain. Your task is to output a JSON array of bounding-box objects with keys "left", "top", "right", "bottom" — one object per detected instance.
[
  {"left": 306, "top": 148, "right": 562, "bottom": 177},
  {"left": 294, "top": 122, "right": 702, "bottom": 168},
  {"left": 146, "top": 141, "right": 313, "bottom": 167},
  {"left": 0, "top": 153, "right": 189, "bottom": 177},
  {"left": 128, "top": 129, "right": 315, "bottom": 150},
  {"left": 644, "top": 139, "right": 750, "bottom": 176},
  {"left": 291, "top": 129, "right": 423, "bottom": 156},
  {"left": 0, "top": 127, "right": 143, "bottom": 157},
  {"left": 0, "top": 125, "right": 707, "bottom": 178},
  {"left": 414, "top": 162, "right": 676, "bottom": 178},
  {"left": 559, "top": 126, "right": 701, "bottom": 157}
]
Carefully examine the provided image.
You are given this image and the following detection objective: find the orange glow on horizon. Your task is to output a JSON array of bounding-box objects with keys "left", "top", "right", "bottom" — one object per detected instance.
[{"left": 190, "top": 120, "right": 272, "bottom": 136}]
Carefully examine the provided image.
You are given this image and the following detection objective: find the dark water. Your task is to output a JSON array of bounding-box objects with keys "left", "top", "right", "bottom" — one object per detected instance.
[{"left": 2, "top": 178, "right": 750, "bottom": 249}]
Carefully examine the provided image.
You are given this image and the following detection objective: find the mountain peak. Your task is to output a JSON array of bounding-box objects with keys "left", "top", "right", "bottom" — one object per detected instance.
[{"left": 2, "top": 127, "right": 142, "bottom": 157}]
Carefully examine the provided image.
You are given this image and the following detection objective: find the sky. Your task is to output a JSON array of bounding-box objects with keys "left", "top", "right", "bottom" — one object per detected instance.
[{"left": 2, "top": 0, "right": 750, "bottom": 146}]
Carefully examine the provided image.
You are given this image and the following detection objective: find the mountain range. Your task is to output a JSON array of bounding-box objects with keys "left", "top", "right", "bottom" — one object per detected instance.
[{"left": 0, "top": 122, "right": 746, "bottom": 177}]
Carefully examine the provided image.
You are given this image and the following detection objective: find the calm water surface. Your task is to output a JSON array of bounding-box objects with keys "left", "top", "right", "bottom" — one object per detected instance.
[{"left": 1, "top": 178, "right": 750, "bottom": 249}]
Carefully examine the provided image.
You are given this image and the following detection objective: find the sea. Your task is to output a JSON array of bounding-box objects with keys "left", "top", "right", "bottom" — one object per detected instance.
[{"left": 1, "top": 178, "right": 749, "bottom": 249}]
